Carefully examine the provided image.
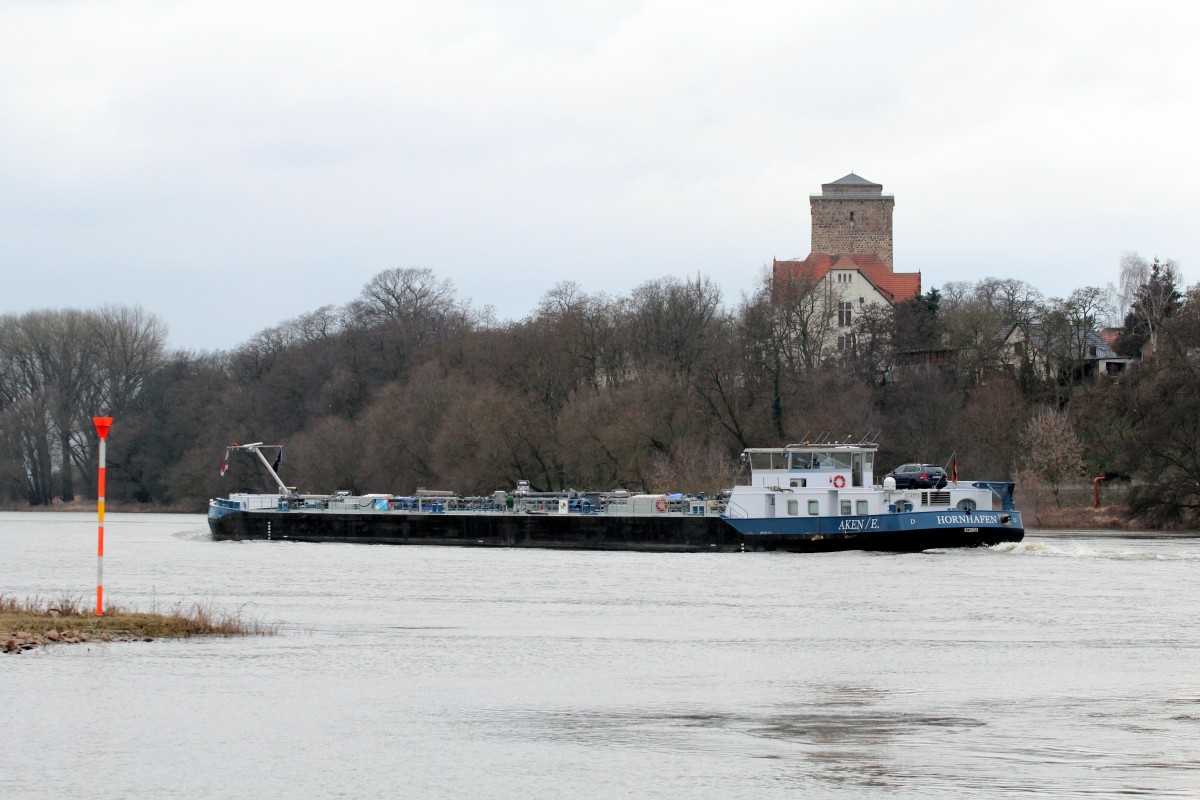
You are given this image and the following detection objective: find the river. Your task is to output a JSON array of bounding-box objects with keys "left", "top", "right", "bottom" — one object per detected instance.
[{"left": 2, "top": 512, "right": 1198, "bottom": 798}]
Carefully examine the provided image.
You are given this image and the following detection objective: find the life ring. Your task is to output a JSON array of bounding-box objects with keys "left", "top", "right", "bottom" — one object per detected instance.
[
  {"left": 655, "top": 497, "right": 669, "bottom": 512},
  {"left": 832, "top": 475, "right": 846, "bottom": 489}
]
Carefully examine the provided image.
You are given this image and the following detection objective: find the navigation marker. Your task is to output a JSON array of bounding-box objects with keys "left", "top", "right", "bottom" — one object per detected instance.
[{"left": 93, "top": 417, "right": 113, "bottom": 616}]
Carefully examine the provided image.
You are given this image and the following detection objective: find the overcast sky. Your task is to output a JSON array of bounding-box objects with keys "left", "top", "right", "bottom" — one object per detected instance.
[{"left": 2, "top": 1, "right": 1196, "bottom": 351}]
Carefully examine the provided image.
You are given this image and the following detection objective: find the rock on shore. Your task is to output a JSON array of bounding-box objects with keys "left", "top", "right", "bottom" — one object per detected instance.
[{"left": 3, "top": 628, "right": 153, "bottom": 653}]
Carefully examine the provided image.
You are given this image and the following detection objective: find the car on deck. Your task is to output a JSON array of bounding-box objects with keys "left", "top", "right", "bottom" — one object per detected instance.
[{"left": 886, "top": 463, "right": 949, "bottom": 489}]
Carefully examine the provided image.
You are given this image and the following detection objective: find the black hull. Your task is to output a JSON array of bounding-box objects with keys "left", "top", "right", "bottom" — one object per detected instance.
[
  {"left": 208, "top": 510, "right": 1023, "bottom": 553},
  {"left": 210, "top": 510, "right": 737, "bottom": 552}
]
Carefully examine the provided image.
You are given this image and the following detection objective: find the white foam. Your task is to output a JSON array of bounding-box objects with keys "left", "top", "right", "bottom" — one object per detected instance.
[
  {"left": 990, "top": 540, "right": 1200, "bottom": 561},
  {"left": 173, "top": 528, "right": 213, "bottom": 542},
  {"left": 990, "top": 541, "right": 1061, "bottom": 555}
]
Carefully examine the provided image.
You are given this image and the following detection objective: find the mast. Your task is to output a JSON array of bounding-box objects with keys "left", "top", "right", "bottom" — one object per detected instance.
[{"left": 225, "top": 442, "right": 292, "bottom": 494}]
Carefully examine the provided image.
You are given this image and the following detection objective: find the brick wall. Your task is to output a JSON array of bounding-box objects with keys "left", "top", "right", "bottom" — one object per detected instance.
[{"left": 810, "top": 196, "right": 894, "bottom": 268}]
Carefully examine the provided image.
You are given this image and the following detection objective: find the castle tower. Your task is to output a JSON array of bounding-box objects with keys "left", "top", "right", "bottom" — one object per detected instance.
[{"left": 809, "top": 173, "right": 894, "bottom": 268}]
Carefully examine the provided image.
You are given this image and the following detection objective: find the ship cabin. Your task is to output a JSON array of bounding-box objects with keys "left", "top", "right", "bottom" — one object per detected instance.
[
  {"left": 726, "top": 442, "right": 1007, "bottom": 522},
  {"left": 742, "top": 443, "right": 876, "bottom": 490},
  {"left": 732, "top": 443, "right": 880, "bottom": 519}
]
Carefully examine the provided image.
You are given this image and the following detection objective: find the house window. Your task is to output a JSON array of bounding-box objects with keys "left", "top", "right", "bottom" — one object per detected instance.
[
  {"left": 838, "top": 301, "right": 853, "bottom": 327},
  {"left": 840, "top": 500, "right": 852, "bottom": 515},
  {"left": 857, "top": 500, "right": 869, "bottom": 515},
  {"left": 808, "top": 500, "right": 820, "bottom": 515},
  {"left": 838, "top": 334, "right": 856, "bottom": 352},
  {"left": 787, "top": 500, "right": 798, "bottom": 516}
]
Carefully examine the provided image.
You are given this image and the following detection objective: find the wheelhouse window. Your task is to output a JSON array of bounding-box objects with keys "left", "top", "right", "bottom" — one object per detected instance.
[{"left": 750, "top": 452, "right": 787, "bottom": 470}]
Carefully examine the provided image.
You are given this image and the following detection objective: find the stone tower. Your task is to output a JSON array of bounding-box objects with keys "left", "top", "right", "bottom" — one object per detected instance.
[{"left": 809, "top": 173, "right": 894, "bottom": 268}]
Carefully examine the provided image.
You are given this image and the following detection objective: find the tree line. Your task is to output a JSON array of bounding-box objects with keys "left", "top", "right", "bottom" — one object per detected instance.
[{"left": 2, "top": 255, "right": 1198, "bottom": 524}]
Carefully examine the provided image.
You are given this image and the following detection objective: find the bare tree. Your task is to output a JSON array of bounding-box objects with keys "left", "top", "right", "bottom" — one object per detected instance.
[
  {"left": 739, "top": 268, "right": 845, "bottom": 440},
  {"left": 645, "top": 438, "right": 739, "bottom": 495},
  {"left": 534, "top": 282, "right": 626, "bottom": 391},
  {"left": 848, "top": 300, "right": 894, "bottom": 384},
  {"left": 992, "top": 278, "right": 1045, "bottom": 326},
  {"left": 0, "top": 307, "right": 167, "bottom": 504},
  {"left": 1117, "top": 252, "right": 1150, "bottom": 324},
  {"left": 626, "top": 274, "right": 727, "bottom": 380},
  {"left": 92, "top": 305, "right": 168, "bottom": 418},
  {"left": 768, "top": 270, "right": 844, "bottom": 372},
  {"left": 289, "top": 305, "right": 346, "bottom": 343},
  {"left": 1119, "top": 255, "right": 1181, "bottom": 360},
  {"left": 1117, "top": 286, "right": 1200, "bottom": 524},
  {"left": 1019, "top": 408, "right": 1085, "bottom": 506},
  {"left": 356, "top": 267, "right": 461, "bottom": 331},
  {"left": 959, "top": 376, "right": 1027, "bottom": 478}
]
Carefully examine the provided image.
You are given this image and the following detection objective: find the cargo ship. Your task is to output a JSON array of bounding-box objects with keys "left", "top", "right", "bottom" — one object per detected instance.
[{"left": 208, "top": 439, "right": 1023, "bottom": 552}]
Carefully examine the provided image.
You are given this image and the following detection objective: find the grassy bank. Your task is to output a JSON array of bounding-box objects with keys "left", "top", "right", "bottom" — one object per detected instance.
[
  {"left": 1024, "top": 504, "right": 1142, "bottom": 530},
  {"left": 2, "top": 595, "right": 276, "bottom": 654}
]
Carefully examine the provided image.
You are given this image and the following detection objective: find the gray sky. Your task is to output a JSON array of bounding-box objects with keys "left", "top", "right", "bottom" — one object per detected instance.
[{"left": 3, "top": 1, "right": 1197, "bottom": 352}]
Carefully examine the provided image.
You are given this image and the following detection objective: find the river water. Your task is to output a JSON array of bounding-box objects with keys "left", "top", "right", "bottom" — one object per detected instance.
[{"left": 2, "top": 512, "right": 1198, "bottom": 798}]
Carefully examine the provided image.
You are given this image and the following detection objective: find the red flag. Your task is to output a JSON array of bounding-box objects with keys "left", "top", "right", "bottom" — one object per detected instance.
[{"left": 951, "top": 456, "right": 958, "bottom": 485}]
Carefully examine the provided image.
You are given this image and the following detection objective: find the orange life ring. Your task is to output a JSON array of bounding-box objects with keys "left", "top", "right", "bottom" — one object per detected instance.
[
  {"left": 832, "top": 475, "right": 846, "bottom": 489},
  {"left": 655, "top": 497, "right": 669, "bottom": 512}
]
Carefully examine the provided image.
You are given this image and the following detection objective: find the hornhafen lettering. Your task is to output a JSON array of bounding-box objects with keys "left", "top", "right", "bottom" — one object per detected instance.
[{"left": 936, "top": 513, "right": 999, "bottom": 526}]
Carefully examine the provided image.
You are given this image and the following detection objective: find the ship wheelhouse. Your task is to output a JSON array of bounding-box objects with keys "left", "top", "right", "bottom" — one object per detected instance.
[{"left": 742, "top": 443, "right": 875, "bottom": 490}]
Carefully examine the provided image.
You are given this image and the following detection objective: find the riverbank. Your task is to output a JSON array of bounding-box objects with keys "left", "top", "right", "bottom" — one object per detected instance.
[
  {"left": 2, "top": 595, "right": 276, "bottom": 654},
  {"left": 1024, "top": 504, "right": 1141, "bottom": 530}
]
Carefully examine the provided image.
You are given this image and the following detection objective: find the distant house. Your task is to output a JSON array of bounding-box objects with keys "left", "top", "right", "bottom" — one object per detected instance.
[
  {"left": 997, "top": 322, "right": 1134, "bottom": 381},
  {"left": 772, "top": 174, "right": 921, "bottom": 353},
  {"left": 890, "top": 347, "right": 966, "bottom": 383},
  {"left": 1098, "top": 327, "right": 1121, "bottom": 350}
]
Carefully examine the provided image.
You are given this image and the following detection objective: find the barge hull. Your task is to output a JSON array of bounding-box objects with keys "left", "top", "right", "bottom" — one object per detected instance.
[
  {"left": 208, "top": 510, "right": 1023, "bottom": 553},
  {"left": 208, "top": 510, "right": 741, "bottom": 552}
]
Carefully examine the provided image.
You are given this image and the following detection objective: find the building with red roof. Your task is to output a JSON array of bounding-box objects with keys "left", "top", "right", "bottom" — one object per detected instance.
[{"left": 772, "top": 174, "right": 921, "bottom": 352}]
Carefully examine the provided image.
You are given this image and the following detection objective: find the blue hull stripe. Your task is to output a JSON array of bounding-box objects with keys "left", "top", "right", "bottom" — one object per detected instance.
[{"left": 723, "top": 509, "right": 1023, "bottom": 537}]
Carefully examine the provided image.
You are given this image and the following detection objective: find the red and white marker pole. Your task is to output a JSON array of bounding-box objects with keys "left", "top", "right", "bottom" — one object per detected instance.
[{"left": 93, "top": 417, "right": 113, "bottom": 616}]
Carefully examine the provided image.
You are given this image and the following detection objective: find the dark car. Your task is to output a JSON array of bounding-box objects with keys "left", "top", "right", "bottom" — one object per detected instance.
[{"left": 886, "top": 463, "right": 948, "bottom": 489}]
